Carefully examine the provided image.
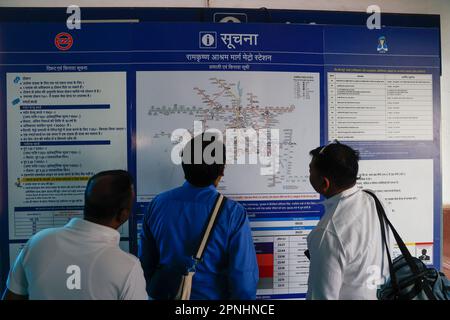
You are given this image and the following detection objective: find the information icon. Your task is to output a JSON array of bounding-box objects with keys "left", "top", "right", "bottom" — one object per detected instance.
[{"left": 199, "top": 32, "right": 217, "bottom": 49}]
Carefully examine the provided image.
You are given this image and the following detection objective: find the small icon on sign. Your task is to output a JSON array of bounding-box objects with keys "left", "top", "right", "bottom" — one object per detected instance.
[
  {"left": 377, "top": 36, "right": 388, "bottom": 53},
  {"left": 13, "top": 76, "right": 21, "bottom": 84},
  {"left": 199, "top": 32, "right": 217, "bottom": 49},
  {"left": 12, "top": 98, "right": 20, "bottom": 106},
  {"left": 213, "top": 12, "right": 248, "bottom": 23},
  {"left": 419, "top": 249, "right": 430, "bottom": 261},
  {"left": 55, "top": 32, "right": 74, "bottom": 51},
  {"left": 219, "top": 16, "right": 241, "bottom": 23}
]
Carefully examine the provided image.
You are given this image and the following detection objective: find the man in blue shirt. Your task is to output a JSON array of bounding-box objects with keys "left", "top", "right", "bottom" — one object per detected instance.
[{"left": 139, "top": 133, "right": 259, "bottom": 299}]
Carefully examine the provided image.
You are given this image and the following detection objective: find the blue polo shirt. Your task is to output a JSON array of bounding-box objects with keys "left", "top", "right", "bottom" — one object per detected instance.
[{"left": 139, "top": 181, "right": 259, "bottom": 300}]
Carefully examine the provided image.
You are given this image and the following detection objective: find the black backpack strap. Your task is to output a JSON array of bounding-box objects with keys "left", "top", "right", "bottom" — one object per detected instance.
[{"left": 364, "top": 190, "right": 399, "bottom": 296}]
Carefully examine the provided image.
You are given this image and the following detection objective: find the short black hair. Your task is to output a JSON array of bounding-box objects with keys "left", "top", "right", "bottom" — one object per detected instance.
[
  {"left": 84, "top": 170, "right": 134, "bottom": 220},
  {"left": 181, "top": 133, "right": 226, "bottom": 187},
  {"left": 309, "top": 141, "right": 359, "bottom": 188}
]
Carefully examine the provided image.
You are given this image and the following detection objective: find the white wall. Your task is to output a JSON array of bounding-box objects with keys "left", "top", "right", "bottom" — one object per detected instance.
[{"left": 1, "top": 0, "right": 449, "bottom": 204}]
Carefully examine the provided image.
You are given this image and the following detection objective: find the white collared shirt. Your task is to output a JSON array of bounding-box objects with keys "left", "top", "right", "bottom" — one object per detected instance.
[
  {"left": 7, "top": 218, "right": 148, "bottom": 300},
  {"left": 306, "top": 185, "right": 391, "bottom": 300}
]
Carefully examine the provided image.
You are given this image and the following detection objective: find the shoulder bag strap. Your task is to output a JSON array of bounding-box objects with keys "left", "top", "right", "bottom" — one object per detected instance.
[
  {"left": 194, "top": 193, "right": 227, "bottom": 261},
  {"left": 363, "top": 190, "right": 399, "bottom": 295}
]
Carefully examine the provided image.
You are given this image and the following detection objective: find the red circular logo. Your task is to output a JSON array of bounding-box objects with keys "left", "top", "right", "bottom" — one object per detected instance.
[{"left": 54, "top": 32, "right": 73, "bottom": 51}]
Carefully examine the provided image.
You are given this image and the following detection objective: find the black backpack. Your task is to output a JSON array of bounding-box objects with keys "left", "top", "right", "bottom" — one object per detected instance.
[{"left": 364, "top": 190, "right": 450, "bottom": 300}]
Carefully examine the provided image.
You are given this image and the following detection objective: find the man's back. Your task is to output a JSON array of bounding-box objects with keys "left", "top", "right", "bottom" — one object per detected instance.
[
  {"left": 140, "top": 181, "right": 259, "bottom": 299},
  {"left": 7, "top": 218, "right": 147, "bottom": 300},
  {"left": 307, "top": 186, "right": 391, "bottom": 299}
]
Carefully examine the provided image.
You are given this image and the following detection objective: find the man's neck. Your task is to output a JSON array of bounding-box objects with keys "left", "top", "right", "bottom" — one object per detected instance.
[
  {"left": 84, "top": 216, "right": 118, "bottom": 230},
  {"left": 324, "top": 183, "right": 356, "bottom": 199}
]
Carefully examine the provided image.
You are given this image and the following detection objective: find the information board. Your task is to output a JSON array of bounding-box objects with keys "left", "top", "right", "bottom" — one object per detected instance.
[{"left": 0, "top": 13, "right": 441, "bottom": 299}]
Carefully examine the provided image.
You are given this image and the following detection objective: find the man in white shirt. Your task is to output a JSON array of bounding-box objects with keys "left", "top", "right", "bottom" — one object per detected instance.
[
  {"left": 2, "top": 170, "right": 148, "bottom": 300},
  {"left": 306, "top": 141, "right": 391, "bottom": 300}
]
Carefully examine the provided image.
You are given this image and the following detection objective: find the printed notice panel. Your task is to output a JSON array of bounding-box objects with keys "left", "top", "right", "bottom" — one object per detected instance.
[{"left": 6, "top": 72, "right": 128, "bottom": 240}]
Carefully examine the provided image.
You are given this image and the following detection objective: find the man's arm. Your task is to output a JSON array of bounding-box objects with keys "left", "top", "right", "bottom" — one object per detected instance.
[
  {"left": 2, "top": 289, "right": 28, "bottom": 300},
  {"left": 227, "top": 206, "right": 259, "bottom": 300},
  {"left": 306, "top": 229, "right": 345, "bottom": 300},
  {"left": 2, "top": 242, "right": 30, "bottom": 300},
  {"left": 120, "top": 261, "right": 149, "bottom": 300},
  {"left": 138, "top": 201, "right": 160, "bottom": 295}
]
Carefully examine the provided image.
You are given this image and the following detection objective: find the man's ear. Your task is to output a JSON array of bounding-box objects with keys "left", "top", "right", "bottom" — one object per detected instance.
[
  {"left": 116, "top": 208, "right": 130, "bottom": 226},
  {"left": 322, "top": 176, "right": 331, "bottom": 193}
]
